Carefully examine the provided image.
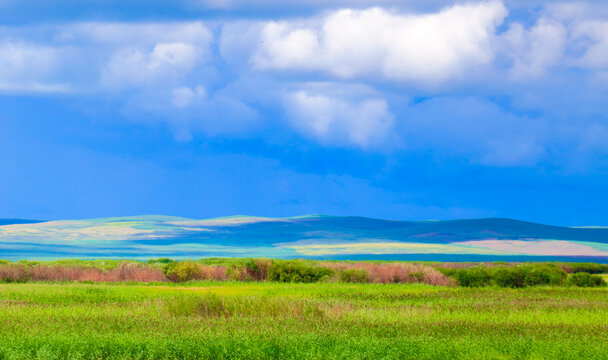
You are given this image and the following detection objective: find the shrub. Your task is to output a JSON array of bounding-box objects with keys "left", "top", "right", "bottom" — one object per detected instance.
[
  {"left": 147, "top": 258, "right": 174, "bottom": 265},
  {"left": 30, "top": 264, "right": 83, "bottom": 281},
  {"left": 267, "top": 261, "right": 333, "bottom": 283},
  {"left": 436, "top": 267, "right": 458, "bottom": 277},
  {"left": 566, "top": 272, "right": 607, "bottom": 287},
  {"left": 559, "top": 263, "right": 608, "bottom": 274},
  {"left": 227, "top": 259, "right": 270, "bottom": 281},
  {"left": 522, "top": 264, "right": 567, "bottom": 286},
  {"left": 340, "top": 268, "right": 369, "bottom": 283},
  {"left": 322, "top": 262, "right": 452, "bottom": 286},
  {"left": 493, "top": 267, "right": 527, "bottom": 288},
  {"left": 455, "top": 264, "right": 568, "bottom": 288},
  {"left": 166, "top": 261, "right": 203, "bottom": 282},
  {"left": 419, "top": 267, "right": 454, "bottom": 286},
  {"left": 112, "top": 262, "right": 166, "bottom": 282},
  {"left": 455, "top": 266, "right": 493, "bottom": 287},
  {"left": 0, "top": 264, "right": 28, "bottom": 283},
  {"left": 199, "top": 265, "right": 228, "bottom": 281}
]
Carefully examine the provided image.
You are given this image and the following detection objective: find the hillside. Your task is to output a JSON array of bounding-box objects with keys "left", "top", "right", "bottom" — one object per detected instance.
[{"left": 1, "top": 215, "right": 607, "bottom": 261}]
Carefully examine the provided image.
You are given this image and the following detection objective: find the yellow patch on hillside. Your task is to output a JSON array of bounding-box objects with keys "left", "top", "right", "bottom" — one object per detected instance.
[{"left": 281, "top": 242, "right": 507, "bottom": 256}]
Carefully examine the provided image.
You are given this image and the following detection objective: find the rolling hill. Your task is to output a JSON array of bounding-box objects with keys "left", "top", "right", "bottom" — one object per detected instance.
[{"left": 1, "top": 215, "right": 607, "bottom": 262}]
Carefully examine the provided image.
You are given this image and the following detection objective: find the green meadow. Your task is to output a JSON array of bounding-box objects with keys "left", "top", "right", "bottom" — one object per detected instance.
[{"left": 1, "top": 281, "right": 607, "bottom": 360}]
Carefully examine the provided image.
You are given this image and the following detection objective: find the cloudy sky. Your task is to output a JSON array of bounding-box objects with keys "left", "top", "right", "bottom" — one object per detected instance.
[{"left": 1, "top": 0, "right": 608, "bottom": 225}]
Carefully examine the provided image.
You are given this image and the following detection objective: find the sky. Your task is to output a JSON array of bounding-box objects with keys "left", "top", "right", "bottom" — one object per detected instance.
[{"left": 1, "top": 0, "right": 608, "bottom": 225}]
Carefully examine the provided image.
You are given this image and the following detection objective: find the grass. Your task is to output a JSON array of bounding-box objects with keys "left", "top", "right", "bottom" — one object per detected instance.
[{"left": 0, "top": 281, "right": 607, "bottom": 359}]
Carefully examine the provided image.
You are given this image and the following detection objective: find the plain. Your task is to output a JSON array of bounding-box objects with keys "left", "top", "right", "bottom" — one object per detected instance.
[{"left": 0, "top": 281, "right": 607, "bottom": 360}]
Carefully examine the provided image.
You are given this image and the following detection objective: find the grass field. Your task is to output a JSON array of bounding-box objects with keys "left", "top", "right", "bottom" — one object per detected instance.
[{"left": 0, "top": 281, "right": 607, "bottom": 359}]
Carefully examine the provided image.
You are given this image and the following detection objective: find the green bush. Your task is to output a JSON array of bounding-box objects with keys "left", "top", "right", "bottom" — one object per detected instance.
[
  {"left": 559, "top": 263, "right": 608, "bottom": 274},
  {"left": 146, "top": 258, "right": 178, "bottom": 276},
  {"left": 493, "top": 267, "right": 527, "bottom": 288},
  {"left": 167, "top": 261, "right": 203, "bottom": 282},
  {"left": 522, "top": 264, "right": 567, "bottom": 286},
  {"left": 340, "top": 268, "right": 369, "bottom": 283},
  {"left": 435, "top": 267, "right": 458, "bottom": 277},
  {"left": 454, "top": 264, "right": 567, "bottom": 288},
  {"left": 267, "top": 261, "right": 333, "bottom": 283},
  {"left": 455, "top": 266, "right": 493, "bottom": 287},
  {"left": 566, "top": 272, "right": 607, "bottom": 287},
  {"left": 147, "top": 258, "right": 174, "bottom": 265}
]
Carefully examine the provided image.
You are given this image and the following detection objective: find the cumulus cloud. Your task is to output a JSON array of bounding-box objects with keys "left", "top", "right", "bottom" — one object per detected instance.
[
  {"left": 501, "top": 18, "right": 566, "bottom": 79},
  {"left": 123, "top": 84, "right": 259, "bottom": 141},
  {"left": 284, "top": 85, "right": 395, "bottom": 148},
  {"left": 171, "top": 86, "right": 207, "bottom": 108},
  {"left": 101, "top": 42, "right": 202, "bottom": 89},
  {"left": 61, "top": 22, "right": 212, "bottom": 47},
  {"left": 249, "top": 1, "right": 508, "bottom": 84},
  {"left": 0, "top": 21, "right": 231, "bottom": 140},
  {"left": 0, "top": 42, "right": 70, "bottom": 93},
  {"left": 3, "top": 2, "right": 608, "bottom": 163},
  {"left": 66, "top": 22, "right": 214, "bottom": 89},
  {"left": 0, "top": 22, "right": 214, "bottom": 94},
  {"left": 573, "top": 20, "right": 608, "bottom": 70}
]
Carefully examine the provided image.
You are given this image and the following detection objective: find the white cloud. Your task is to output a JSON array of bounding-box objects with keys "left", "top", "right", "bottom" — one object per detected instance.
[
  {"left": 191, "top": 0, "right": 450, "bottom": 11},
  {"left": 171, "top": 86, "right": 207, "bottom": 108},
  {"left": 61, "top": 22, "right": 212, "bottom": 47},
  {"left": 501, "top": 18, "right": 566, "bottom": 79},
  {"left": 573, "top": 20, "right": 608, "bottom": 69},
  {"left": 79, "top": 22, "right": 214, "bottom": 89},
  {"left": 220, "top": 21, "right": 266, "bottom": 65},
  {"left": 123, "top": 84, "right": 259, "bottom": 140},
  {"left": 0, "top": 22, "right": 214, "bottom": 94},
  {"left": 249, "top": 1, "right": 508, "bottom": 85},
  {"left": 3, "top": 5, "right": 608, "bottom": 159},
  {"left": 0, "top": 42, "right": 70, "bottom": 93},
  {"left": 102, "top": 42, "right": 202, "bottom": 88},
  {"left": 284, "top": 87, "right": 395, "bottom": 148}
]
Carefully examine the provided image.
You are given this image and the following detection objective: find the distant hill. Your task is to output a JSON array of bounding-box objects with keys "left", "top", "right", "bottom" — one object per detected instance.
[
  {"left": 0, "top": 219, "right": 45, "bottom": 226},
  {"left": 0, "top": 215, "right": 607, "bottom": 262}
]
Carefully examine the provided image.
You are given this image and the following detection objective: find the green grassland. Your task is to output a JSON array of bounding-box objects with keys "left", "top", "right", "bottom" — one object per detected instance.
[{"left": 1, "top": 281, "right": 607, "bottom": 359}]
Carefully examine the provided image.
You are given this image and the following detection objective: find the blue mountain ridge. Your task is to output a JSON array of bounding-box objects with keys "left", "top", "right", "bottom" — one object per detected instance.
[{"left": 1, "top": 215, "right": 607, "bottom": 262}]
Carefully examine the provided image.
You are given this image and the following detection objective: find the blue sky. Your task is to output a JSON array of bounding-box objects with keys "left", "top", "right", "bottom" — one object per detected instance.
[{"left": 1, "top": 0, "right": 608, "bottom": 225}]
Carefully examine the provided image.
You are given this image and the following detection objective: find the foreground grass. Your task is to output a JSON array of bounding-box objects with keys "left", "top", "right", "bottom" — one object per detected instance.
[{"left": 0, "top": 282, "right": 607, "bottom": 359}]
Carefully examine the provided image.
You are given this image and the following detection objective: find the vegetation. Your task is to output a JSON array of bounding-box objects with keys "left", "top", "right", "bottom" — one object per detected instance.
[
  {"left": 566, "top": 272, "right": 607, "bottom": 287},
  {"left": 267, "top": 260, "right": 334, "bottom": 283},
  {"left": 452, "top": 263, "right": 572, "bottom": 288},
  {"left": 0, "top": 259, "right": 606, "bottom": 288},
  {"left": 557, "top": 262, "right": 608, "bottom": 274},
  {"left": 0, "top": 281, "right": 607, "bottom": 359}
]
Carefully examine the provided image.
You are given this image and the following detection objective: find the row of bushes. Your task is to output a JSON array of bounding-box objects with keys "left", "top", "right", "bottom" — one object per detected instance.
[
  {"left": 446, "top": 264, "right": 606, "bottom": 288},
  {"left": 0, "top": 259, "right": 452, "bottom": 286},
  {"left": 0, "top": 259, "right": 605, "bottom": 287},
  {"left": 156, "top": 259, "right": 452, "bottom": 285},
  {"left": 557, "top": 262, "right": 608, "bottom": 274},
  {"left": 0, "top": 262, "right": 166, "bottom": 283},
  {"left": 435, "top": 261, "right": 608, "bottom": 274}
]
